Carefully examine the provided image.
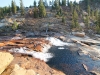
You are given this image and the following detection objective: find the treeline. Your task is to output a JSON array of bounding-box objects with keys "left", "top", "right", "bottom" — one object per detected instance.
[
  {"left": 29, "top": 0, "right": 68, "bottom": 18},
  {"left": 0, "top": 0, "right": 24, "bottom": 18}
]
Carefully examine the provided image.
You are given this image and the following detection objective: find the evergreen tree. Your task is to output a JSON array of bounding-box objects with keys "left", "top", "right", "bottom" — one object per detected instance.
[
  {"left": 71, "top": 8, "right": 79, "bottom": 28},
  {"left": 67, "top": 0, "right": 70, "bottom": 6},
  {"left": 96, "top": 13, "right": 100, "bottom": 33},
  {"left": 91, "top": 10, "right": 94, "bottom": 19},
  {"left": 85, "top": 15, "right": 89, "bottom": 28},
  {"left": 34, "top": 0, "right": 37, "bottom": 7},
  {"left": 9, "top": 5, "right": 11, "bottom": 12},
  {"left": 38, "top": 0, "right": 46, "bottom": 18},
  {"left": 11, "top": 0, "right": 17, "bottom": 14},
  {"left": 69, "top": 1, "right": 73, "bottom": 12},
  {"left": 95, "top": 9, "right": 99, "bottom": 20},
  {"left": 17, "top": 6, "right": 20, "bottom": 11},
  {"left": 62, "top": 16, "right": 66, "bottom": 24},
  {"left": 73, "top": 8, "right": 78, "bottom": 20},
  {"left": 54, "top": 0, "right": 60, "bottom": 10},
  {"left": 62, "top": 0, "right": 66, "bottom": 6},
  {"left": 20, "top": 0, "right": 24, "bottom": 16},
  {"left": 44, "top": 0, "right": 48, "bottom": 7},
  {"left": 83, "top": 0, "right": 90, "bottom": 8},
  {"left": 59, "top": 0, "right": 61, "bottom": 6},
  {"left": 0, "top": 8, "right": 4, "bottom": 18},
  {"left": 87, "top": 5, "right": 90, "bottom": 16}
]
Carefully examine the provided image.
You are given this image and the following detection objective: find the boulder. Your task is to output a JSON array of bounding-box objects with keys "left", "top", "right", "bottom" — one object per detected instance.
[
  {"left": 72, "top": 32, "right": 85, "bottom": 37},
  {"left": 58, "top": 36, "right": 66, "bottom": 41},
  {"left": 82, "top": 11, "right": 88, "bottom": 16},
  {"left": 79, "top": 22, "right": 85, "bottom": 28},
  {"left": 10, "top": 64, "right": 36, "bottom": 75},
  {"left": 0, "top": 52, "right": 14, "bottom": 74},
  {"left": 0, "top": 23, "right": 8, "bottom": 27},
  {"left": 1, "top": 54, "right": 65, "bottom": 75}
]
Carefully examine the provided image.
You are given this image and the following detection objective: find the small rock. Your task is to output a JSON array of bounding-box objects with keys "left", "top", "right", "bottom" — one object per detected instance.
[
  {"left": 58, "top": 36, "right": 66, "bottom": 41},
  {"left": 72, "top": 32, "right": 85, "bottom": 37},
  {"left": 82, "top": 64, "right": 88, "bottom": 71}
]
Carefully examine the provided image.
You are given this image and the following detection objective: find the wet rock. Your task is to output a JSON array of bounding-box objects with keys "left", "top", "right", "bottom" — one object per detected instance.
[
  {"left": 82, "top": 64, "right": 88, "bottom": 71},
  {"left": 0, "top": 52, "right": 14, "bottom": 74}
]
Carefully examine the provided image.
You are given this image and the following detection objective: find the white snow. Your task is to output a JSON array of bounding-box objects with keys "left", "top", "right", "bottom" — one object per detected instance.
[
  {"left": 9, "top": 47, "right": 53, "bottom": 62},
  {"left": 58, "top": 47, "right": 65, "bottom": 50},
  {"left": 9, "top": 37, "right": 75, "bottom": 62},
  {"left": 46, "top": 37, "right": 72, "bottom": 46}
]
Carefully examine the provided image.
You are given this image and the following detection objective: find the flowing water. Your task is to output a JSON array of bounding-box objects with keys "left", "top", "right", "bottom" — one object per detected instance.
[
  {"left": 47, "top": 45, "right": 100, "bottom": 75},
  {"left": 9, "top": 37, "right": 100, "bottom": 75}
]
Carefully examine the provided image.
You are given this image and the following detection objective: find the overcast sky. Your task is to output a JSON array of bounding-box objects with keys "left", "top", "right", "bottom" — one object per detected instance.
[{"left": 0, "top": 0, "right": 80, "bottom": 7}]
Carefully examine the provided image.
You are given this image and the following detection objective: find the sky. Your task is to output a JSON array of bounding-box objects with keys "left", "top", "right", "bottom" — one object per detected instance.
[{"left": 0, "top": 0, "right": 80, "bottom": 7}]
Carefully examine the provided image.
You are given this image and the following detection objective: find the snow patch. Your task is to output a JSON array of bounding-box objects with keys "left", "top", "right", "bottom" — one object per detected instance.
[
  {"left": 46, "top": 37, "right": 71, "bottom": 46},
  {"left": 9, "top": 47, "right": 53, "bottom": 62},
  {"left": 58, "top": 47, "right": 65, "bottom": 50}
]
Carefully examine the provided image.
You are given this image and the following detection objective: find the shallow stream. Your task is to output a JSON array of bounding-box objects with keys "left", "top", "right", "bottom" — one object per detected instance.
[{"left": 47, "top": 46, "right": 100, "bottom": 75}]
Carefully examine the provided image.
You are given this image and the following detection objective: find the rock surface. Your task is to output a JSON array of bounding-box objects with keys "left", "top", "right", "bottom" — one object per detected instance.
[
  {"left": 72, "top": 32, "right": 85, "bottom": 37},
  {"left": 0, "top": 52, "right": 14, "bottom": 74},
  {"left": 1, "top": 53, "right": 65, "bottom": 75},
  {"left": 0, "top": 38, "right": 51, "bottom": 52},
  {"left": 10, "top": 64, "right": 36, "bottom": 75}
]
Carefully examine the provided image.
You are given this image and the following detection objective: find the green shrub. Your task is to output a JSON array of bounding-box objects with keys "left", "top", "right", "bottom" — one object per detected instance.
[
  {"left": 62, "top": 16, "right": 65, "bottom": 23},
  {"left": 12, "top": 21, "right": 18, "bottom": 30}
]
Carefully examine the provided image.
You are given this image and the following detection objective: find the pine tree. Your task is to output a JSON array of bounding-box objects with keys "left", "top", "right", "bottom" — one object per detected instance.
[
  {"left": 67, "top": 0, "right": 70, "bottom": 6},
  {"left": 87, "top": 5, "right": 90, "bottom": 16},
  {"left": 96, "top": 13, "right": 100, "bottom": 33},
  {"left": 20, "top": 0, "right": 24, "bottom": 16},
  {"left": 8, "top": 5, "right": 11, "bottom": 15},
  {"left": 62, "top": 0, "right": 66, "bottom": 6},
  {"left": 62, "top": 16, "right": 66, "bottom": 24},
  {"left": 91, "top": 10, "right": 94, "bottom": 19},
  {"left": 71, "top": 8, "right": 79, "bottom": 28},
  {"left": 11, "top": 0, "right": 17, "bottom": 14},
  {"left": 33, "top": 8, "right": 39, "bottom": 18},
  {"left": 73, "top": 8, "right": 78, "bottom": 20},
  {"left": 85, "top": 15, "right": 89, "bottom": 28},
  {"left": 38, "top": 0, "right": 46, "bottom": 18},
  {"left": 83, "top": 0, "right": 90, "bottom": 8},
  {"left": 34, "top": 0, "right": 36, "bottom": 7},
  {"left": 54, "top": 0, "right": 60, "bottom": 10},
  {"left": 69, "top": 1, "right": 73, "bottom": 12},
  {"left": 59, "top": 0, "right": 61, "bottom": 6},
  {"left": 95, "top": 9, "right": 98, "bottom": 20},
  {"left": 44, "top": 0, "right": 48, "bottom": 7}
]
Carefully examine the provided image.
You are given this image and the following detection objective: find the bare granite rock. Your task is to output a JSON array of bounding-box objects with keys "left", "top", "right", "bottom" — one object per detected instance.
[
  {"left": 72, "top": 32, "right": 85, "bottom": 37},
  {"left": 0, "top": 52, "right": 14, "bottom": 74},
  {"left": 10, "top": 64, "right": 36, "bottom": 75},
  {"left": 1, "top": 53, "right": 65, "bottom": 75}
]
